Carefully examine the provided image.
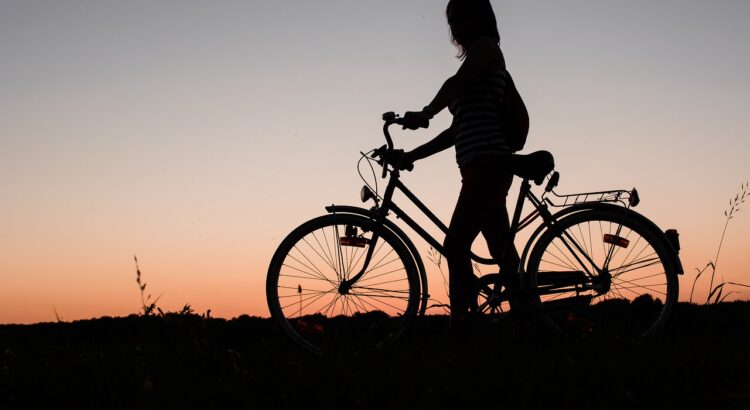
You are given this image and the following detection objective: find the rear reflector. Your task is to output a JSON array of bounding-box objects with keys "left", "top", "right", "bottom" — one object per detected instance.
[{"left": 603, "top": 234, "right": 630, "bottom": 248}]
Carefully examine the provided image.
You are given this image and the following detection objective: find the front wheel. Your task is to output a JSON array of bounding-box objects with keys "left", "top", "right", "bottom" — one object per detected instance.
[
  {"left": 266, "top": 213, "right": 420, "bottom": 355},
  {"left": 526, "top": 209, "right": 678, "bottom": 338}
]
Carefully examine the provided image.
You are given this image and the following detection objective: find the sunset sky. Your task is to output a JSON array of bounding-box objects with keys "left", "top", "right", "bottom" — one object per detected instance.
[{"left": 2, "top": 0, "right": 749, "bottom": 323}]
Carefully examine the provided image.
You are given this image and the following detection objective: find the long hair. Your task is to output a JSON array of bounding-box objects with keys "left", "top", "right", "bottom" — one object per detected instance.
[{"left": 446, "top": 0, "right": 500, "bottom": 60}]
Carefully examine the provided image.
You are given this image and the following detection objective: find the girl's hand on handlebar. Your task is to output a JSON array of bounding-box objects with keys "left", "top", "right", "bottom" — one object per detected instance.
[
  {"left": 401, "top": 111, "right": 431, "bottom": 130},
  {"left": 401, "top": 151, "right": 416, "bottom": 170},
  {"left": 378, "top": 148, "right": 415, "bottom": 171}
]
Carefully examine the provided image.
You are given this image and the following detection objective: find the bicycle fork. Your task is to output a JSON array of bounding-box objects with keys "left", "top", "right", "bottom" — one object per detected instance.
[
  {"left": 337, "top": 234, "right": 380, "bottom": 295},
  {"left": 332, "top": 209, "right": 385, "bottom": 295}
]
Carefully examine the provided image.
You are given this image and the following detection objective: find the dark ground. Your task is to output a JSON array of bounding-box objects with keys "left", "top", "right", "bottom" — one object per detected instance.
[{"left": 1, "top": 302, "right": 749, "bottom": 409}]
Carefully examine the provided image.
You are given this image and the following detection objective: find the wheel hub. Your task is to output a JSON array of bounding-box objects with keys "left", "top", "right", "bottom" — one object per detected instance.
[{"left": 338, "top": 280, "right": 352, "bottom": 295}]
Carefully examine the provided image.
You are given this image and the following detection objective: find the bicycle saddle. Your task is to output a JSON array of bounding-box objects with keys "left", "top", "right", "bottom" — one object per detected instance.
[{"left": 502, "top": 150, "right": 554, "bottom": 185}]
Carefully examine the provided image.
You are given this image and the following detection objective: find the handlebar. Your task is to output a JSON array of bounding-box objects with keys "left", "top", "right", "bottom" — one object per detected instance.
[
  {"left": 381, "top": 111, "right": 402, "bottom": 150},
  {"left": 376, "top": 112, "right": 412, "bottom": 178}
]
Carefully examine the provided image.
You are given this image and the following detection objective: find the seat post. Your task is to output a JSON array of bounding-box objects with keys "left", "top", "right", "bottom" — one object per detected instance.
[
  {"left": 495, "top": 178, "right": 530, "bottom": 273},
  {"left": 510, "top": 179, "right": 531, "bottom": 233}
]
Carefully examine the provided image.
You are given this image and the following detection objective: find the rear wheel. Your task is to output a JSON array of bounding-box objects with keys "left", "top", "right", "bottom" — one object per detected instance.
[
  {"left": 266, "top": 213, "right": 420, "bottom": 355},
  {"left": 527, "top": 209, "right": 678, "bottom": 338}
]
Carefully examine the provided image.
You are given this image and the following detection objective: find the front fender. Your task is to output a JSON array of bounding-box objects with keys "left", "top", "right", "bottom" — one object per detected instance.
[{"left": 324, "top": 205, "right": 430, "bottom": 314}]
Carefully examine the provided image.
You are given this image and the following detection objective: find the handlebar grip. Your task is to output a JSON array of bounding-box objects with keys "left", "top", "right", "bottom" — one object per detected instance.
[
  {"left": 381, "top": 112, "right": 407, "bottom": 151},
  {"left": 403, "top": 162, "right": 414, "bottom": 172},
  {"left": 382, "top": 121, "right": 394, "bottom": 150}
]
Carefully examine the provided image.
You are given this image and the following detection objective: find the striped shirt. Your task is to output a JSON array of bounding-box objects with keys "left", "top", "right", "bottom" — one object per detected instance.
[{"left": 449, "top": 70, "right": 510, "bottom": 166}]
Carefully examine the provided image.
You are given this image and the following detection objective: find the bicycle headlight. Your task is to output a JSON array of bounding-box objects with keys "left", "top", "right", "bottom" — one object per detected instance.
[{"left": 360, "top": 185, "right": 375, "bottom": 203}]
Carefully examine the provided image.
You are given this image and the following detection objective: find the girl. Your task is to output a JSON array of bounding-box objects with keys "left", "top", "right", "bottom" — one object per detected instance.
[{"left": 401, "top": 0, "right": 525, "bottom": 319}]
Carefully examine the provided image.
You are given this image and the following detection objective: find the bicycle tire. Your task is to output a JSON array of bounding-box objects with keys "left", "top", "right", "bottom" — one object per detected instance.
[
  {"left": 266, "top": 213, "right": 420, "bottom": 355},
  {"left": 526, "top": 208, "right": 678, "bottom": 338}
]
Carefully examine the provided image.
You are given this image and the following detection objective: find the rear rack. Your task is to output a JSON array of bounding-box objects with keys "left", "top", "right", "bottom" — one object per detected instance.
[{"left": 545, "top": 188, "right": 639, "bottom": 208}]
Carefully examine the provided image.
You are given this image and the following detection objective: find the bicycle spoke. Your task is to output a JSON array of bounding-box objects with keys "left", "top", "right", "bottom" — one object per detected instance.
[
  {"left": 539, "top": 257, "right": 578, "bottom": 272},
  {"left": 611, "top": 235, "right": 648, "bottom": 272},
  {"left": 302, "top": 236, "right": 337, "bottom": 276},
  {"left": 542, "top": 247, "right": 578, "bottom": 271},
  {"left": 317, "top": 229, "right": 340, "bottom": 274},
  {"left": 278, "top": 285, "right": 332, "bottom": 297},
  {"left": 349, "top": 243, "right": 369, "bottom": 275},
  {"left": 575, "top": 222, "right": 592, "bottom": 272},
  {"left": 612, "top": 277, "right": 668, "bottom": 296},
  {"left": 281, "top": 291, "right": 331, "bottom": 312},
  {"left": 357, "top": 266, "right": 407, "bottom": 284},
  {"left": 279, "top": 272, "right": 333, "bottom": 283},
  {"left": 350, "top": 293, "right": 390, "bottom": 314},
  {"left": 282, "top": 289, "right": 336, "bottom": 314},
  {"left": 540, "top": 291, "right": 567, "bottom": 302},
  {"left": 333, "top": 224, "right": 345, "bottom": 282},
  {"left": 278, "top": 291, "right": 329, "bottom": 299},
  {"left": 349, "top": 291, "right": 411, "bottom": 300},
  {"left": 548, "top": 238, "right": 582, "bottom": 271},
  {"left": 351, "top": 285, "right": 411, "bottom": 294},
  {"left": 347, "top": 293, "right": 368, "bottom": 313},
  {"left": 587, "top": 221, "right": 595, "bottom": 275},
  {"left": 366, "top": 246, "right": 396, "bottom": 274},
  {"left": 280, "top": 262, "right": 336, "bottom": 285},
  {"left": 344, "top": 241, "right": 364, "bottom": 281},
  {"left": 616, "top": 270, "right": 666, "bottom": 283},
  {"left": 602, "top": 220, "right": 617, "bottom": 270},
  {"left": 342, "top": 292, "right": 352, "bottom": 316},
  {"left": 324, "top": 225, "right": 339, "bottom": 281},
  {"left": 606, "top": 226, "right": 631, "bottom": 264},
  {"left": 610, "top": 230, "right": 639, "bottom": 270},
  {"left": 322, "top": 292, "right": 342, "bottom": 317},
  {"left": 350, "top": 289, "right": 406, "bottom": 312},
  {"left": 611, "top": 256, "right": 662, "bottom": 276},
  {"left": 609, "top": 281, "right": 629, "bottom": 300},
  {"left": 611, "top": 283, "right": 646, "bottom": 298},
  {"left": 288, "top": 247, "right": 334, "bottom": 282},
  {"left": 354, "top": 276, "right": 408, "bottom": 287}
]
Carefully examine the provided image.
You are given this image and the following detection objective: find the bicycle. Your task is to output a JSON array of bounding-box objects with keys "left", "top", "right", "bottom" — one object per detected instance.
[{"left": 266, "top": 112, "right": 684, "bottom": 355}]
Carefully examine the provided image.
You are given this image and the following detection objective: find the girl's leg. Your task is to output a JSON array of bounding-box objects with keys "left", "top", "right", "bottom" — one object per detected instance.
[
  {"left": 481, "top": 172, "right": 519, "bottom": 276},
  {"left": 444, "top": 158, "right": 502, "bottom": 316},
  {"left": 444, "top": 195, "right": 487, "bottom": 316}
]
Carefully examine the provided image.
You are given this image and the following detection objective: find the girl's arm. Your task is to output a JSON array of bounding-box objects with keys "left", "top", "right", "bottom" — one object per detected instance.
[{"left": 405, "top": 124, "right": 456, "bottom": 163}]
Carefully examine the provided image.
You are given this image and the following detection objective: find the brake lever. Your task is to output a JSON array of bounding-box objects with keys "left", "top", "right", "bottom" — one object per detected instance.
[
  {"left": 369, "top": 145, "right": 389, "bottom": 178},
  {"left": 372, "top": 145, "right": 387, "bottom": 158}
]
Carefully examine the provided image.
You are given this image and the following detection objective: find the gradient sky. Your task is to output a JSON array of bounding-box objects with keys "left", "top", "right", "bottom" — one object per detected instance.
[{"left": 2, "top": 0, "right": 749, "bottom": 323}]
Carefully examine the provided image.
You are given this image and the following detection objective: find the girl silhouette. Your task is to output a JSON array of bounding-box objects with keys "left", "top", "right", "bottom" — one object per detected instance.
[{"left": 401, "top": 0, "right": 524, "bottom": 320}]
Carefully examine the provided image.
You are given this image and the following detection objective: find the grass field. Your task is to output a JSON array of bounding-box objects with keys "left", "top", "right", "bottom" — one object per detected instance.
[{"left": 1, "top": 302, "right": 749, "bottom": 409}]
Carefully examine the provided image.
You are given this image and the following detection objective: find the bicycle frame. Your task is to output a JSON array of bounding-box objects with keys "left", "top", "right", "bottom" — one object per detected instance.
[
  {"left": 337, "top": 158, "right": 607, "bottom": 293},
  {"left": 336, "top": 116, "right": 661, "bottom": 300}
]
